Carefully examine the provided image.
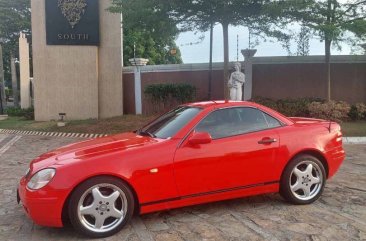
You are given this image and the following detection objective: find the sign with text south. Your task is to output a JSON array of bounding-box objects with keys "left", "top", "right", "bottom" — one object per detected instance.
[{"left": 46, "top": 0, "right": 100, "bottom": 46}]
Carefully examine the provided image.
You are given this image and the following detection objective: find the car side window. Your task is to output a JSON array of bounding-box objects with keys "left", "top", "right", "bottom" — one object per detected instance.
[
  {"left": 264, "top": 113, "right": 282, "bottom": 128},
  {"left": 195, "top": 107, "right": 281, "bottom": 139}
]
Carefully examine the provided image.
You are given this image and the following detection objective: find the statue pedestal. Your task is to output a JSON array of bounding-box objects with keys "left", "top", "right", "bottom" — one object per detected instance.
[
  {"left": 242, "top": 49, "right": 257, "bottom": 60},
  {"left": 129, "top": 58, "right": 149, "bottom": 115}
]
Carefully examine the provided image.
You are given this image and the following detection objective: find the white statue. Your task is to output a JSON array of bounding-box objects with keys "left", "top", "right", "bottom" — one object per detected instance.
[{"left": 228, "top": 62, "right": 245, "bottom": 101}]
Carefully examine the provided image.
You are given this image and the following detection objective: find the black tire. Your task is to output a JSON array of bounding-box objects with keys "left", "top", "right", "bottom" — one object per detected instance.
[
  {"left": 280, "top": 154, "right": 326, "bottom": 205},
  {"left": 68, "top": 176, "right": 134, "bottom": 238}
]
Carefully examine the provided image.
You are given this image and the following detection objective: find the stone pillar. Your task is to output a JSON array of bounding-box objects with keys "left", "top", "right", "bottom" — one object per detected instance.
[
  {"left": 19, "top": 32, "right": 31, "bottom": 109},
  {"left": 0, "top": 45, "right": 5, "bottom": 113},
  {"left": 31, "top": 0, "right": 123, "bottom": 121},
  {"left": 241, "top": 49, "right": 257, "bottom": 101},
  {"left": 129, "top": 58, "right": 149, "bottom": 115},
  {"left": 10, "top": 55, "right": 19, "bottom": 107}
]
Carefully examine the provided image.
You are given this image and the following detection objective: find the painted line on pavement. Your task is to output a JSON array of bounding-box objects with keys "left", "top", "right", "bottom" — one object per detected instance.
[
  {"left": 0, "top": 136, "right": 22, "bottom": 156},
  {"left": 0, "top": 129, "right": 108, "bottom": 139}
]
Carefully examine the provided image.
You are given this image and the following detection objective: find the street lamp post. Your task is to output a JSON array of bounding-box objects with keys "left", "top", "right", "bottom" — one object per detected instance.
[
  {"left": 11, "top": 55, "right": 19, "bottom": 107},
  {"left": 0, "top": 83, "right": 3, "bottom": 115},
  {"left": 0, "top": 45, "right": 5, "bottom": 114}
]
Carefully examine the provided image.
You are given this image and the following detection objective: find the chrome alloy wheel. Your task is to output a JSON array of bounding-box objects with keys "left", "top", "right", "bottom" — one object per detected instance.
[
  {"left": 77, "top": 184, "right": 128, "bottom": 233},
  {"left": 289, "top": 161, "right": 323, "bottom": 201}
]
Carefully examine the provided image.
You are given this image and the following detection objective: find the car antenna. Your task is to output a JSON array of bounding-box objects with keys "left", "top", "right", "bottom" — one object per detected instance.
[
  {"left": 328, "top": 119, "right": 332, "bottom": 133},
  {"left": 327, "top": 103, "right": 334, "bottom": 133}
]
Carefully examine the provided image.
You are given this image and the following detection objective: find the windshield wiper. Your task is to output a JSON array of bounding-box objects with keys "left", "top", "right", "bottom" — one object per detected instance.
[{"left": 137, "top": 130, "right": 156, "bottom": 138}]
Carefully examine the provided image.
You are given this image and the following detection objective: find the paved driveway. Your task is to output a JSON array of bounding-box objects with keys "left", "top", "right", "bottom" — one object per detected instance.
[{"left": 0, "top": 134, "right": 365, "bottom": 241}]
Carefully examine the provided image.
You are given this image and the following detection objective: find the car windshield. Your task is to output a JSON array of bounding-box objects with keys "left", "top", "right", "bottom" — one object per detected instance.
[{"left": 139, "top": 106, "right": 201, "bottom": 139}]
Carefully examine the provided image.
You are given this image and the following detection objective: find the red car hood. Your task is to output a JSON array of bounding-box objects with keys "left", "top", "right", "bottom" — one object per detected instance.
[{"left": 30, "top": 132, "right": 159, "bottom": 171}]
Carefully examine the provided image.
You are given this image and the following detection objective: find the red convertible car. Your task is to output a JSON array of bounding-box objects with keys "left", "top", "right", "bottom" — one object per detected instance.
[{"left": 18, "top": 101, "right": 345, "bottom": 238}]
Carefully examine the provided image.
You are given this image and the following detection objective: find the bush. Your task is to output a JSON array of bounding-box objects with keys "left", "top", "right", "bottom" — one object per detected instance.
[
  {"left": 308, "top": 101, "right": 350, "bottom": 122},
  {"left": 5, "top": 89, "right": 12, "bottom": 99},
  {"left": 5, "top": 107, "right": 23, "bottom": 117},
  {"left": 276, "top": 98, "right": 311, "bottom": 117},
  {"left": 253, "top": 96, "right": 360, "bottom": 122},
  {"left": 145, "top": 83, "right": 196, "bottom": 104},
  {"left": 5, "top": 107, "right": 34, "bottom": 120},
  {"left": 348, "top": 105, "right": 358, "bottom": 121},
  {"left": 251, "top": 97, "right": 278, "bottom": 110},
  {"left": 23, "top": 108, "right": 35, "bottom": 120},
  {"left": 348, "top": 103, "right": 366, "bottom": 121},
  {"left": 252, "top": 97, "right": 323, "bottom": 117},
  {"left": 144, "top": 83, "right": 197, "bottom": 114},
  {"left": 356, "top": 103, "right": 366, "bottom": 120}
]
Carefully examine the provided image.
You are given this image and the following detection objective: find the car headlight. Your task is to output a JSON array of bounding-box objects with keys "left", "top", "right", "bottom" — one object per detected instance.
[{"left": 27, "top": 168, "right": 56, "bottom": 190}]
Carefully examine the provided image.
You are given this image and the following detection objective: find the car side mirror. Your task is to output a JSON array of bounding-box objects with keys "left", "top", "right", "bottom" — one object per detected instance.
[{"left": 188, "top": 132, "right": 212, "bottom": 145}]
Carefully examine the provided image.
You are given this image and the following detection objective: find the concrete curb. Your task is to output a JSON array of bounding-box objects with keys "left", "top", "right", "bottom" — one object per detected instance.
[
  {"left": 343, "top": 137, "right": 366, "bottom": 144},
  {"left": 0, "top": 129, "right": 108, "bottom": 139}
]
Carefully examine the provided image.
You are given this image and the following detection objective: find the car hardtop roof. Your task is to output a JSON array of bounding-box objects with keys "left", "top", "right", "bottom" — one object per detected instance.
[
  {"left": 185, "top": 100, "right": 293, "bottom": 125},
  {"left": 185, "top": 100, "right": 260, "bottom": 109}
]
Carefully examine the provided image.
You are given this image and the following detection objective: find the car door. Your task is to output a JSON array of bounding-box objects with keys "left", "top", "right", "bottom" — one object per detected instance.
[{"left": 173, "top": 107, "right": 282, "bottom": 197}]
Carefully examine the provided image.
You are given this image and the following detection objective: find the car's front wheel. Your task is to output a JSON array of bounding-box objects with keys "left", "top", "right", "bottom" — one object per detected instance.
[
  {"left": 68, "top": 176, "right": 134, "bottom": 238},
  {"left": 280, "top": 154, "right": 326, "bottom": 205}
]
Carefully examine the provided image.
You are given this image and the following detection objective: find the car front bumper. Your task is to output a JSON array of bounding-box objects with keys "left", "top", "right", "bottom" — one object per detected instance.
[{"left": 18, "top": 176, "right": 67, "bottom": 228}]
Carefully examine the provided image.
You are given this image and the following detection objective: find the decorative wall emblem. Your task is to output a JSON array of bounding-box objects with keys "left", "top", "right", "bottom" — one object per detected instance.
[
  {"left": 58, "top": 0, "right": 87, "bottom": 29},
  {"left": 46, "top": 0, "right": 99, "bottom": 45}
]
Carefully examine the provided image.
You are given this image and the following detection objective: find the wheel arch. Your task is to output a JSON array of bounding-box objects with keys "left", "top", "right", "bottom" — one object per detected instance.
[
  {"left": 61, "top": 174, "right": 141, "bottom": 226},
  {"left": 283, "top": 149, "right": 329, "bottom": 179}
]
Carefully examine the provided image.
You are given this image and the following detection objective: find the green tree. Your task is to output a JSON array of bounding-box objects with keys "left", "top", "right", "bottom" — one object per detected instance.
[
  {"left": 110, "top": 0, "right": 182, "bottom": 66},
  {"left": 0, "top": 0, "right": 31, "bottom": 86},
  {"left": 297, "top": 26, "right": 311, "bottom": 56},
  {"left": 279, "top": 0, "right": 366, "bottom": 101},
  {"left": 156, "top": 0, "right": 289, "bottom": 98},
  {"left": 123, "top": 28, "right": 182, "bottom": 66}
]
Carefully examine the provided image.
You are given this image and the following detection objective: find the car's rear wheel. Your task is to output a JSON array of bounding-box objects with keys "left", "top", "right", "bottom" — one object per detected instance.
[
  {"left": 68, "top": 176, "right": 134, "bottom": 238},
  {"left": 280, "top": 154, "right": 326, "bottom": 205}
]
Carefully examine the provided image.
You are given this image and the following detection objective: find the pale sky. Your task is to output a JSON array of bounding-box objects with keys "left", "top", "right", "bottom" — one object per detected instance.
[{"left": 176, "top": 24, "right": 354, "bottom": 64}]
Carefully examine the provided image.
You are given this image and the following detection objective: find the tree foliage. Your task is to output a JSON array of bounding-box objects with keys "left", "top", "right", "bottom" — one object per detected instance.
[
  {"left": 276, "top": 0, "right": 366, "bottom": 100},
  {"left": 297, "top": 26, "right": 310, "bottom": 56},
  {"left": 155, "top": 0, "right": 288, "bottom": 98},
  {"left": 110, "top": 0, "right": 183, "bottom": 66},
  {"left": 0, "top": 0, "right": 31, "bottom": 86}
]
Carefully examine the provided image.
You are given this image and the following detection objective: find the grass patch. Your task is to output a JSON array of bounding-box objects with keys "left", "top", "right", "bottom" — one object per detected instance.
[
  {"left": 47, "top": 115, "right": 156, "bottom": 134},
  {"left": 0, "top": 115, "right": 156, "bottom": 134},
  {"left": 1, "top": 116, "right": 365, "bottom": 137},
  {"left": 340, "top": 121, "right": 366, "bottom": 137},
  {"left": 0, "top": 117, "right": 39, "bottom": 130}
]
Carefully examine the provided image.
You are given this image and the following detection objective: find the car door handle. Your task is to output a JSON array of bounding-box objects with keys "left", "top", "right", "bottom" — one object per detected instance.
[{"left": 258, "top": 138, "right": 277, "bottom": 145}]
